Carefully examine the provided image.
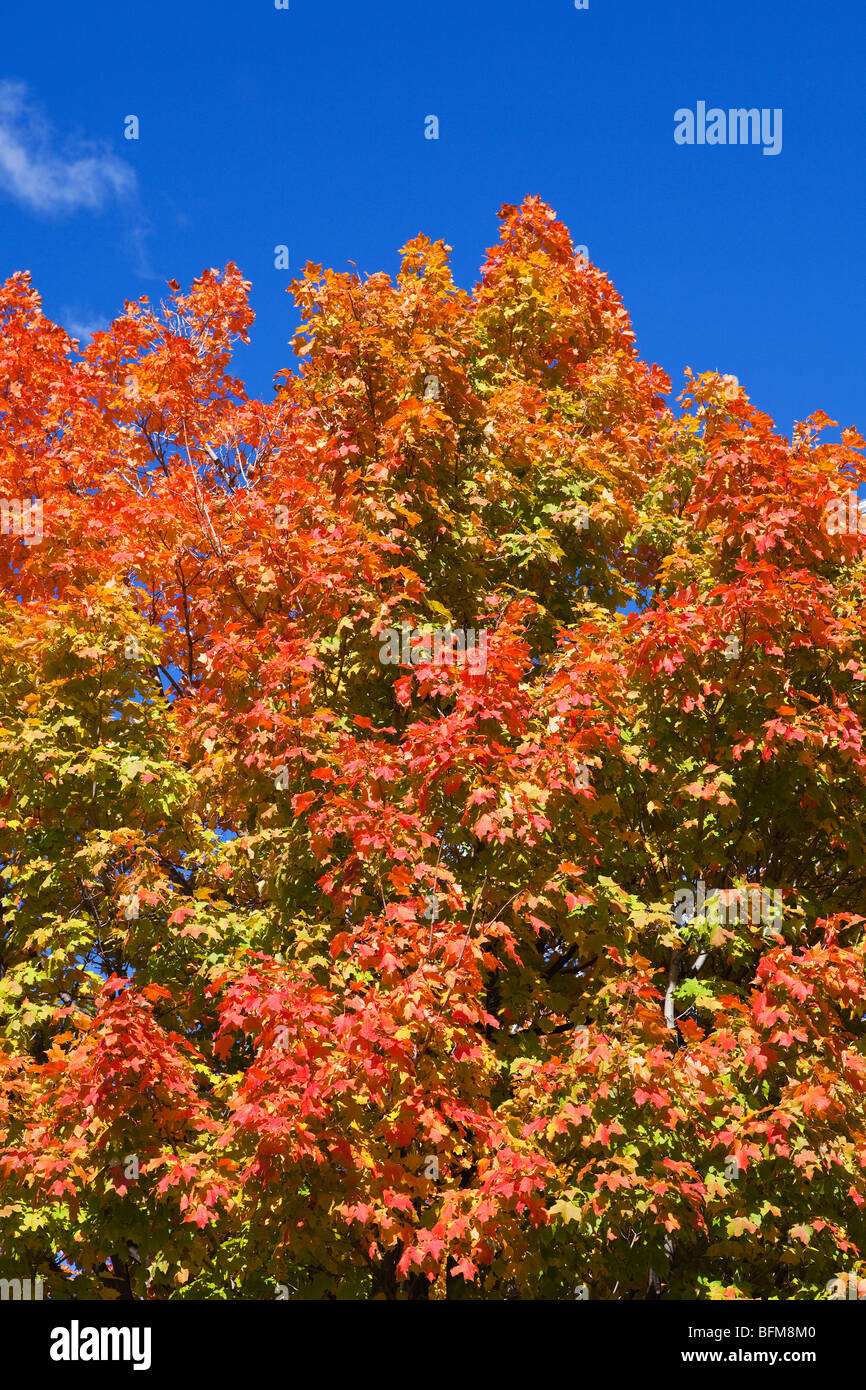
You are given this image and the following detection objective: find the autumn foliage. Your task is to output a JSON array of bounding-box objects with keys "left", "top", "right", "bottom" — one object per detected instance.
[{"left": 1, "top": 197, "right": 866, "bottom": 1299}]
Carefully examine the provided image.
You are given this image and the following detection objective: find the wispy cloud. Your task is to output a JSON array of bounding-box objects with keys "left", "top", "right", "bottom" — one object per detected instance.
[
  {"left": 0, "top": 80, "right": 135, "bottom": 215},
  {"left": 63, "top": 310, "right": 111, "bottom": 343}
]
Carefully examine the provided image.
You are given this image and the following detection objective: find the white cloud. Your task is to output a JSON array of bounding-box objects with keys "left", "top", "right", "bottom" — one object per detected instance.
[
  {"left": 0, "top": 80, "right": 135, "bottom": 215},
  {"left": 63, "top": 311, "right": 111, "bottom": 343}
]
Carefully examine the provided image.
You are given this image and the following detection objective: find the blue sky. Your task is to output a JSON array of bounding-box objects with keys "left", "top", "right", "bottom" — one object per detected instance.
[{"left": 0, "top": 0, "right": 863, "bottom": 438}]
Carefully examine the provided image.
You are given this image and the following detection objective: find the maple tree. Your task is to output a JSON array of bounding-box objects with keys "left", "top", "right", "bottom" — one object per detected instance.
[{"left": 1, "top": 196, "right": 865, "bottom": 1300}]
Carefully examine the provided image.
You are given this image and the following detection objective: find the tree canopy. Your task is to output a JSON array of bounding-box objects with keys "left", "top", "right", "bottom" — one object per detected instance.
[{"left": 1, "top": 196, "right": 865, "bottom": 1300}]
